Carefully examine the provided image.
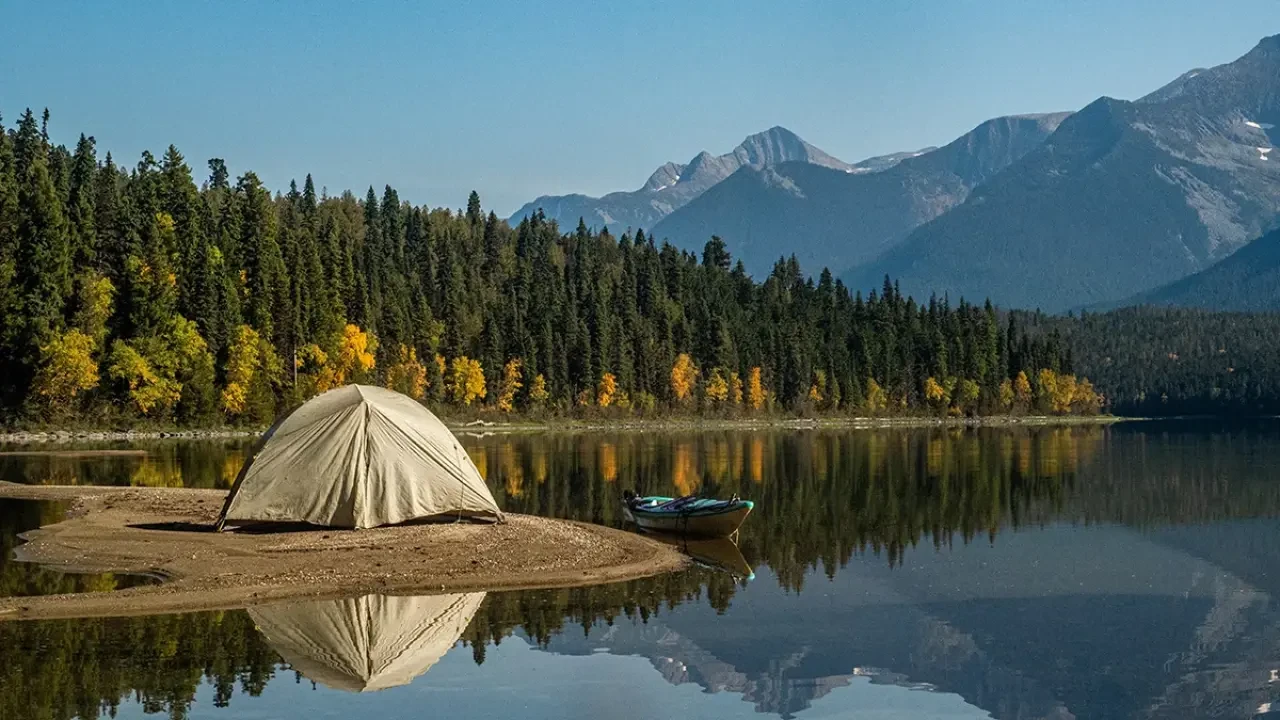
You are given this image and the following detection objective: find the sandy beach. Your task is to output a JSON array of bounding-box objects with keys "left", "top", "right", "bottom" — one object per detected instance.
[{"left": 0, "top": 482, "right": 686, "bottom": 621}]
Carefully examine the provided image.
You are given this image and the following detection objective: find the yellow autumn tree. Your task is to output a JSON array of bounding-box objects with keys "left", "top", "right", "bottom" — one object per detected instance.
[
  {"left": 33, "top": 330, "right": 100, "bottom": 411},
  {"left": 670, "top": 353, "right": 698, "bottom": 404},
  {"left": 923, "top": 376, "right": 949, "bottom": 411},
  {"left": 1014, "top": 371, "right": 1033, "bottom": 408},
  {"left": 528, "top": 373, "right": 550, "bottom": 405},
  {"left": 496, "top": 359, "right": 524, "bottom": 412},
  {"left": 808, "top": 370, "right": 826, "bottom": 405},
  {"left": 448, "top": 356, "right": 486, "bottom": 406},
  {"left": 705, "top": 368, "right": 729, "bottom": 404},
  {"left": 864, "top": 378, "right": 888, "bottom": 413},
  {"left": 729, "top": 371, "right": 744, "bottom": 406},
  {"left": 220, "top": 325, "right": 262, "bottom": 416},
  {"left": 1036, "top": 369, "right": 1059, "bottom": 413},
  {"left": 747, "top": 367, "right": 765, "bottom": 411},
  {"left": 332, "top": 324, "right": 376, "bottom": 386},
  {"left": 597, "top": 372, "right": 618, "bottom": 407},
  {"left": 998, "top": 378, "right": 1015, "bottom": 410},
  {"left": 1051, "top": 373, "right": 1077, "bottom": 414},
  {"left": 72, "top": 272, "right": 115, "bottom": 347},
  {"left": 105, "top": 316, "right": 215, "bottom": 420},
  {"left": 432, "top": 353, "right": 447, "bottom": 398},
  {"left": 1072, "top": 377, "right": 1102, "bottom": 414},
  {"left": 109, "top": 341, "right": 181, "bottom": 417},
  {"left": 385, "top": 345, "right": 428, "bottom": 399}
]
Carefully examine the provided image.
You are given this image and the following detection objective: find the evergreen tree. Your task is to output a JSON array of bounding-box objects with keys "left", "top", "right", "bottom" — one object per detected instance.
[
  {"left": 66, "top": 134, "right": 97, "bottom": 268},
  {"left": 12, "top": 109, "right": 71, "bottom": 387}
]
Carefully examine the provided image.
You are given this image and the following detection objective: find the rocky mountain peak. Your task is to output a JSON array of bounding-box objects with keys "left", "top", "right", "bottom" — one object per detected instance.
[{"left": 642, "top": 162, "right": 686, "bottom": 192}]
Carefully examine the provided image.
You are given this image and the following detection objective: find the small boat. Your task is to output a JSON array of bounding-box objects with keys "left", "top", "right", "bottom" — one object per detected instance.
[{"left": 621, "top": 491, "right": 754, "bottom": 539}]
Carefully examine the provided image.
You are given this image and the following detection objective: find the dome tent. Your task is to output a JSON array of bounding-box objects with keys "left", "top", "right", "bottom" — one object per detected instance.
[{"left": 217, "top": 385, "right": 502, "bottom": 530}]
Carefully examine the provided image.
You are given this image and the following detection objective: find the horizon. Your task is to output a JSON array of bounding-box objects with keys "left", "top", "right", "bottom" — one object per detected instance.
[{"left": 2, "top": 2, "right": 1275, "bottom": 217}]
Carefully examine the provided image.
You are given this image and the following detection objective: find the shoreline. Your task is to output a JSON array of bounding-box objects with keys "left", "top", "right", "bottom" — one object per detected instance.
[
  {"left": 0, "top": 482, "right": 686, "bottom": 621},
  {"left": 0, "top": 414, "right": 1128, "bottom": 445}
]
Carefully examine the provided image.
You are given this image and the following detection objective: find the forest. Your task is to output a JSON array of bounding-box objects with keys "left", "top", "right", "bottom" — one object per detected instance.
[
  {"left": 0, "top": 108, "right": 1105, "bottom": 427},
  {"left": 1051, "top": 307, "right": 1280, "bottom": 416}
]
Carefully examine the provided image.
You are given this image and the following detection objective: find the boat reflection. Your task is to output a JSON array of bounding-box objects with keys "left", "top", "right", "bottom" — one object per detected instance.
[
  {"left": 649, "top": 534, "right": 755, "bottom": 580},
  {"left": 249, "top": 591, "right": 485, "bottom": 692}
]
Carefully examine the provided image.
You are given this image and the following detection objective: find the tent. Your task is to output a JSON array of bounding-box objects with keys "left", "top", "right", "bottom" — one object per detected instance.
[
  {"left": 250, "top": 591, "right": 486, "bottom": 692},
  {"left": 217, "top": 384, "right": 502, "bottom": 530}
]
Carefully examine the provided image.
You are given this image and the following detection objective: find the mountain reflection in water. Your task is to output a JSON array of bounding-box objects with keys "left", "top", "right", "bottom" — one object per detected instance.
[{"left": 2, "top": 422, "right": 1280, "bottom": 719}]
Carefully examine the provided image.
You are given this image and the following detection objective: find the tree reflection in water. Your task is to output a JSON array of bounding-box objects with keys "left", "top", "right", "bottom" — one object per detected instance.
[{"left": 5, "top": 423, "right": 1280, "bottom": 719}]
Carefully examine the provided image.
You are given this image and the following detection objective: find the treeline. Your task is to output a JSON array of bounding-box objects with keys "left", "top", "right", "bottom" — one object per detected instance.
[
  {"left": 1023, "top": 307, "right": 1280, "bottom": 416},
  {"left": 0, "top": 108, "right": 1098, "bottom": 425}
]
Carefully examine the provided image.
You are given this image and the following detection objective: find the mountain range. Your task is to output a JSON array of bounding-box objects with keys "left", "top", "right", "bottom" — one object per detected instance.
[
  {"left": 847, "top": 34, "right": 1280, "bottom": 311},
  {"left": 506, "top": 127, "right": 929, "bottom": 234},
  {"left": 651, "top": 113, "right": 1069, "bottom": 277},
  {"left": 511, "top": 34, "right": 1280, "bottom": 313}
]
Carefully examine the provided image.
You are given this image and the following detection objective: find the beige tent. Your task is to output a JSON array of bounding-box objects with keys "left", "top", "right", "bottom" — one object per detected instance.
[
  {"left": 250, "top": 592, "right": 486, "bottom": 692},
  {"left": 218, "top": 384, "right": 502, "bottom": 530}
]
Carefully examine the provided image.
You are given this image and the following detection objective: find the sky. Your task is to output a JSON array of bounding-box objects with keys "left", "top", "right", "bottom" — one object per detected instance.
[{"left": 1, "top": 1, "right": 1274, "bottom": 217}]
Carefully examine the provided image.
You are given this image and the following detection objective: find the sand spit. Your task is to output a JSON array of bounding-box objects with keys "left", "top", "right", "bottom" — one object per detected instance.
[{"left": 0, "top": 482, "right": 685, "bottom": 621}]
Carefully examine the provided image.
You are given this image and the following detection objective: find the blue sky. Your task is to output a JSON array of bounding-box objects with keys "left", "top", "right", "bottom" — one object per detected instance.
[{"left": 1, "top": 1, "right": 1273, "bottom": 216}]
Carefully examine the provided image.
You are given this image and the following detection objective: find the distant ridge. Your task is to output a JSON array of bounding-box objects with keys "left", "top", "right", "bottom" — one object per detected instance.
[
  {"left": 506, "top": 127, "right": 920, "bottom": 233},
  {"left": 1118, "top": 227, "right": 1280, "bottom": 311},
  {"left": 651, "top": 113, "right": 1068, "bottom": 277},
  {"left": 848, "top": 34, "right": 1280, "bottom": 312}
]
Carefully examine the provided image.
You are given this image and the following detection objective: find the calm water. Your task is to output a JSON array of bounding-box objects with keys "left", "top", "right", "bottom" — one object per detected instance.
[{"left": 3, "top": 421, "right": 1280, "bottom": 719}]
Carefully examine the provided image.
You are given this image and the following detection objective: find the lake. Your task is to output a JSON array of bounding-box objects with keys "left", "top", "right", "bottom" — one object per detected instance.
[{"left": 3, "top": 420, "right": 1280, "bottom": 719}]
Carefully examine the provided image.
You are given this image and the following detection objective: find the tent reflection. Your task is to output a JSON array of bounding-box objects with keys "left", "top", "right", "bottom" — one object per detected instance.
[{"left": 249, "top": 591, "right": 486, "bottom": 692}]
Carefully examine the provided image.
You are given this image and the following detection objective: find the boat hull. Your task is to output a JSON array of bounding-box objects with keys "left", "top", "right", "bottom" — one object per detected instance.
[{"left": 622, "top": 499, "right": 753, "bottom": 539}]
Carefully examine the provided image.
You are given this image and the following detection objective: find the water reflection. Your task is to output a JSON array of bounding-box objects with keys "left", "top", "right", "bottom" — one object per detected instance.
[
  {"left": 0, "top": 442, "right": 252, "bottom": 489},
  {"left": 2, "top": 423, "right": 1280, "bottom": 719},
  {"left": 250, "top": 592, "right": 486, "bottom": 693},
  {"left": 650, "top": 536, "right": 755, "bottom": 580},
  {"left": 0, "top": 499, "right": 159, "bottom": 596}
]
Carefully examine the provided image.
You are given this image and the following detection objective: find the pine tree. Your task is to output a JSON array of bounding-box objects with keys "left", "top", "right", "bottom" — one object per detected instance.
[
  {"left": 66, "top": 134, "right": 97, "bottom": 268},
  {"left": 12, "top": 109, "right": 71, "bottom": 389},
  {"left": 0, "top": 113, "right": 22, "bottom": 399}
]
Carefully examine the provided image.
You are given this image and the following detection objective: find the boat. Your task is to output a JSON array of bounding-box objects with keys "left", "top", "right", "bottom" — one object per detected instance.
[{"left": 621, "top": 492, "right": 754, "bottom": 539}]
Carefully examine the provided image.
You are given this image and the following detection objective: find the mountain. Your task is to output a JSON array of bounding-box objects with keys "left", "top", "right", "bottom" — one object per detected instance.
[
  {"left": 850, "top": 35, "right": 1280, "bottom": 312},
  {"left": 1120, "top": 227, "right": 1280, "bottom": 311},
  {"left": 650, "top": 113, "right": 1069, "bottom": 277},
  {"left": 507, "top": 127, "right": 895, "bottom": 232},
  {"left": 1139, "top": 67, "right": 1210, "bottom": 103}
]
